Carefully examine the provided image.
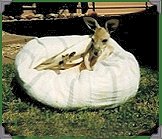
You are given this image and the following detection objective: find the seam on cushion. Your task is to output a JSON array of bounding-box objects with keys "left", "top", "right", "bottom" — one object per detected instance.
[
  {"left": 34, "top": 37, "right": 48, "bottom": 54},
  {"left": 34, "top": 37, "right": 46, "bottom": 48},
  {"left": 89, "top": 72, "right": 93, "bottom": 106},
  {"left": 107, "top": 68, "right": 118, "bottom": 103},
  {"left": 67, "top": 78, "right": 76, "bottom": 107},
  {"left": 104, "top": 68, "right": 118, "bottom": 102},
  {"left": 21, "top": 49, "right": 35, "bottom": 68},
  {"left": 58, "top": 37, "right": 68, "bottom": 49},
  {"left": 102, "top": 61, "right": 118, "bottom": 102},
  {"left": 102, "top": 60, "right": 121, "bottom": 69},
  {"left": 24, "top": 72, "right": 46, "bottom": 101},
  {"left": 27, "top": 72, "right": 45, "bottom": 88}
]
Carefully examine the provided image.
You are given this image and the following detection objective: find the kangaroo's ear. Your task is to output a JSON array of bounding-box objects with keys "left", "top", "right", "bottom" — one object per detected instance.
[
  {"left": 105, "top": 19, "right": 119, "bottom": 34},
  {"left": 83, "top": 17, "right": 100, "bottom": 31}
]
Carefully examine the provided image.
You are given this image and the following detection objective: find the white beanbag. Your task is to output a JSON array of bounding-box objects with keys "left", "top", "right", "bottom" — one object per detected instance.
[{"left": 15, "top": 35, "right": 140, "bottom": 108}]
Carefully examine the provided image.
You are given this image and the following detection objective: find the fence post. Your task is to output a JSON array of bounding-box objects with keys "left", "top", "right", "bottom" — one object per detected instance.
[
  {"left": 92, "top": 2, "right": 95, "bottom": 11},
  {"left": 145, "top": 2, "right": 149, "bottom": 10}
]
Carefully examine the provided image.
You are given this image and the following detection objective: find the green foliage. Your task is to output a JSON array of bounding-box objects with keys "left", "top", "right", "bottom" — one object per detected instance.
[{"left": 2, "top": 64, "right": 159, "bottom": 138}]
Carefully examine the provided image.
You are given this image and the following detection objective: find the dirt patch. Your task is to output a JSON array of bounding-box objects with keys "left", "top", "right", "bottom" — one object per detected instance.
[{"left": 2, "top": 31, "right": 34, "bottom": 64}]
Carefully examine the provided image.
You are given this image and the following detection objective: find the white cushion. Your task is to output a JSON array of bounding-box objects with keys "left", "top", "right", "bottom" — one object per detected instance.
[{"left": 15, "top": 35, "right": 140, "bottom": 108}]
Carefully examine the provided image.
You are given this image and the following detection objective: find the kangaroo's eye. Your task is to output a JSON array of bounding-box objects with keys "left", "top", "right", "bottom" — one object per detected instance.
[{"left": 102, "top": 39, "right": 108, "bottom": 43}]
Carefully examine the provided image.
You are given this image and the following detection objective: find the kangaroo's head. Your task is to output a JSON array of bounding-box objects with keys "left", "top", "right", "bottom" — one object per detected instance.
[{"left": 83, "top": 17, "right": 119, "bottom": 51}]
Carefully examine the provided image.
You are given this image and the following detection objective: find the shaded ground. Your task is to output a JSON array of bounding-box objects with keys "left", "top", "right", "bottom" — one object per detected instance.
[{"left": 2, "top": 31, "right": 34, "bottom": 64}]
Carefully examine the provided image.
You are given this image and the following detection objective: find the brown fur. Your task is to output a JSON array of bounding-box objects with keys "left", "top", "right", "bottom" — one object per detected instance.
[{"left": 35, "top": 17, "right": 118, "bottom": 72}]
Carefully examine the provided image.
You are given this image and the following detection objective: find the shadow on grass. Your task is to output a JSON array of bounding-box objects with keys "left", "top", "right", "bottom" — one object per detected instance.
[{"left": 138, "top": 123, "right": 159, "bottom": 136}]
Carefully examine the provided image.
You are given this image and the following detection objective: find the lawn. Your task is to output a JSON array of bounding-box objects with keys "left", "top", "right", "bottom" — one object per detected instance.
[{"left": 2, "top": 64, "right": 159, "bottom": 138}]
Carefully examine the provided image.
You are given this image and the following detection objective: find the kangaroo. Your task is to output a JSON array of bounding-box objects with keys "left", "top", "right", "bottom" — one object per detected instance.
[
  {"left": 34, "top": 17, "right": 119, "bottom": 72},
  {"left": 80, "top": 17, "right": 119, "bottom": 71}
]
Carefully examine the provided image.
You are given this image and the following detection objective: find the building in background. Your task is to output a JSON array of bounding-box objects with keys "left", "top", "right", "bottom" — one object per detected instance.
[{"left": 2, "top": 2, "right": 152, "bottom": 17}]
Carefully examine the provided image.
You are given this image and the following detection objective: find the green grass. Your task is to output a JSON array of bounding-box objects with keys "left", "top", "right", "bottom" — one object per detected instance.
[{"left": 2, "top": 64, "right": 159, "bottom": 138}]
